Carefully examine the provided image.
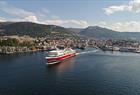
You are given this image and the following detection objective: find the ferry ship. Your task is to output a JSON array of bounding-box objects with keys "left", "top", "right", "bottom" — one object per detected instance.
[{"left": 46, "top": 48, "right": 76, "bottom": 64}]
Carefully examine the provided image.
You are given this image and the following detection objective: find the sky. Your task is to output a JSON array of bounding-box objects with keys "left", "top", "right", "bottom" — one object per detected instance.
[{"left": 0, "top": 0, "right": 140, "bottom": 32}]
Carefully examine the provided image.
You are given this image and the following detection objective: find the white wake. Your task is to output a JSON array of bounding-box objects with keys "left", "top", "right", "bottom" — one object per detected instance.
[{"left": 76, "top": 50, "right": 98, "bottom": 55}]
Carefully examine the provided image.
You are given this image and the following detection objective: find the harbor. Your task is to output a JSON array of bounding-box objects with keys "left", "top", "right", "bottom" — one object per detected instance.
[{"left": 1, "top": 36, "right": 140, "bottom": 54}]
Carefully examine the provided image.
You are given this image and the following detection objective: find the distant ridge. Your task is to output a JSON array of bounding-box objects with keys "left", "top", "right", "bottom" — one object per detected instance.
[
  {"left": 78, "top": 26, "right": 140, "bottom": 40},
  {"left": 1, "top": 21, "right": 140, "bottom": 40},
  {"left": 0, "top": 22, "right": 76, "bottom": 38},
  {"left": 79, "top": 26, "right": 121, "bottom": 39}
]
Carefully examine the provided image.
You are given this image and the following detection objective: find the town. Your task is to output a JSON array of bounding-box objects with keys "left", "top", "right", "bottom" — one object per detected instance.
[{"left": 1, "top": 35, "right": 140, "bottom": 54}]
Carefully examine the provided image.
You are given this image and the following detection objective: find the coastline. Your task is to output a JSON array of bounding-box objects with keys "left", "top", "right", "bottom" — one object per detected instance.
[{"left": 0, "top": 46, "right": 47, "bottom": 54}]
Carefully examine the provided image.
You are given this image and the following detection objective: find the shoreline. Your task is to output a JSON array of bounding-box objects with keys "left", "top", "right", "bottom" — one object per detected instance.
[
  {"left": 1, "top": 47, "right": 140, "bottom": 55},
  {"left": 0, "top": 47, "right": 48, "bottom": 55}
]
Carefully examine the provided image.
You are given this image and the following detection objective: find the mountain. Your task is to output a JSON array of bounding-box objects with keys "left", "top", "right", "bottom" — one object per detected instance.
[
  {"left": 68, "top": 28, "right": 83, "bottom": 34},
  {"left": 1, "top": 21, "right": 140, "bottom": 40},
  {"left": 79, "top": 26, "right": 123, "bottom": 39},
  {"left": 79, "top": 26, "right": 140, "bottom": 40},
  {"left": 0, "top": 22, "right": 76, "bottom": 38},
  {"left": 121, "top": 32, "right": 140, "bottom": 40}
]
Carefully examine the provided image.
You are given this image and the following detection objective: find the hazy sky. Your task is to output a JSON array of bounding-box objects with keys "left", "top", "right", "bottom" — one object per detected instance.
[{"left": 0, "top": 0, "right": 140, "bottom": 32}]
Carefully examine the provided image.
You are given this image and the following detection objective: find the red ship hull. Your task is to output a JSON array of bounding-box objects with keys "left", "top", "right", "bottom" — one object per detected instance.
[{"left": 47, "top": 53, "right": 76, "bottom": 63}]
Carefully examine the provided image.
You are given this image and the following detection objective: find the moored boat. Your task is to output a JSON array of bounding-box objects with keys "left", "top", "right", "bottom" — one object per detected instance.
[{"left": 46, "top": 48, "right": 76, "bottom": 65}]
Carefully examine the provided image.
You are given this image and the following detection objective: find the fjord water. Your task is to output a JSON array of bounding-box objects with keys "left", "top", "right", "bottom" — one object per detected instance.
[{"left": 1, "top": 49, "right": 140, "bottom": 95}]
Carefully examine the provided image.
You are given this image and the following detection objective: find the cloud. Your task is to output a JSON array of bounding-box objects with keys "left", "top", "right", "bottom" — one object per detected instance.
[
  {"left": 0, "top": 1, "right": 89, "bottom": 28},
  {"left": 36, "top": 8, "right": 50, "bottom": 18},
  {"left": 98, "top": 21, "right": 140, "bottom": 32},
  {"left": 111, "top": 21, "right": 140, "bottom": 32},
  {"left": 51, "top": 15, "right": 60, "bottom": 19},
  {"left": 24, "top": 15, "right": 38, "bottom": 22},
  {"left": 104, "top": 5, "right": 131, "bottom": 15},
  {"left": 45, "top": 19, "right": 89, "bottom": 28},
  {"left": 68, "top": 20, "right": 89, "bottom": 27},
  {"left": 99, "top": 21, "right": 107, "bottom": 25},
  {"left": 0, "top": 17, "right": 6, "bottom": 22},
  {"left": 0, "top": 1, "right": 38, "bottom": 22},
  {"left": 104, "top": 0, "right": 140, "bottom": 15}
]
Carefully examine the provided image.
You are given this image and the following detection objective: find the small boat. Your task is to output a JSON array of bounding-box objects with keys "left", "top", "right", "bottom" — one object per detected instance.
[{"left": 46, "top": 48, "right": 76, "bottom": 65}]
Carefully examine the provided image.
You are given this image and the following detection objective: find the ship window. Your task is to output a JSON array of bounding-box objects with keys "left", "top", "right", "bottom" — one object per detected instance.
[{"left": 47, "top": 53, "right": 58, "bottom": 57}]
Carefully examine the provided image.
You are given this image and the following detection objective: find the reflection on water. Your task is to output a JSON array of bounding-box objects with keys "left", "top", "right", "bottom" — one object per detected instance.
[{"left": 46, "top": 57, "right": 76, "bottom": 76}]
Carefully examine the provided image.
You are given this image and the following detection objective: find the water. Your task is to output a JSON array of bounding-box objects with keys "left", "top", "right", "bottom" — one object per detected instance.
[{"left": 1, "top": 49, "right": 140, "bottom": 95}]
